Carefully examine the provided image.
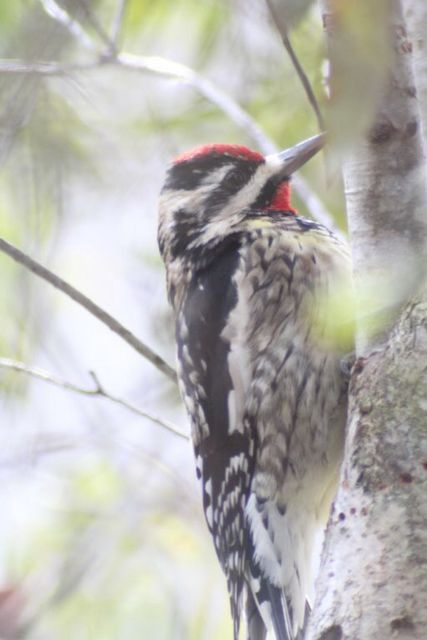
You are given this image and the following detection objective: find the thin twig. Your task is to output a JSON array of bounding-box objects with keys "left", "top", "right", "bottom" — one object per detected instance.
[
  {"left": 117, "top": 52, "right": 277, "bottom": 155},
  {"left": 40, "top": 0, "right": 111, "bottom": 52},
  {"left": 110, "top": 0, "right": 129, "bottom": 53},
  {"left": 39, "top": 0, "right": 95, "bottom": 51},
  {"left": 0, "top": 357, "right": 187, "bottom": 439},
  {"left": 0, "top": 58, "right": 100, "bottom": 74},
  {"left": 0, "top": 54, "right": 273, "bottom": 151},
  {"left": 71, "top": 0, "right": 115, "bottom": 52},
  {"left": 0, "top": 238, "right": 177, "bottom": 384},
  {"left": 265, "top": 0, "right": 325, "bottom": 132},
  {"left": 40, "top": 0, "right": 118, "bottom": 57}
]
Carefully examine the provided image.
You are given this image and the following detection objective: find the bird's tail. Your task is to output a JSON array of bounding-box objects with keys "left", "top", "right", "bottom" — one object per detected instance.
[
  {"left": 247, "top": 575, "right": 292, "bottom": 640},
  {"left": 245, "top": 554, "right": 311, "bottom": 640},
  {"left": 243, "top": 497, "right": 315, "bottom": 640},
  {"left": 246, "top": 587, "right": 267, "bottom": 640}
]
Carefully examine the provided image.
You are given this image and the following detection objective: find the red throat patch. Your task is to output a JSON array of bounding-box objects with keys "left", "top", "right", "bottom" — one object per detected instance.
[
  {"left": 173, "top": 144, "right": 265, "bottom": 165},
  {"left": 267, "top": 181, "right": 297, "bottom": 214}
]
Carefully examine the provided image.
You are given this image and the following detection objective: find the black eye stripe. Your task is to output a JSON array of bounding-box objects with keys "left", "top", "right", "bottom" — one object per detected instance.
[
  {"left": 163, "top": 155, "right": 263, "bottom": 192},
  {"left": 222, "top": 167, "right": 250, "bottom": 190},
  {"left": 203, "top": 162, "right": 260, "bottom": 211}
]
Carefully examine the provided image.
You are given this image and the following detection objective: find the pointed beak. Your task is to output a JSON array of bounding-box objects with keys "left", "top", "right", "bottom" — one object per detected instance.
[{"left": 267, "top": 133, "right": 325, "bottom": 176}]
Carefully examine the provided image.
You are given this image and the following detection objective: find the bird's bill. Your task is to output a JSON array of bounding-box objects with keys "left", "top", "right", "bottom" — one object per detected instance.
[{"left": 268, "top": 133, "right": 325, "bottom": 176}]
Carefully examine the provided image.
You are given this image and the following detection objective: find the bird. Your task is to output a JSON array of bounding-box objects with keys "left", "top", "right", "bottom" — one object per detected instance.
[{"left": 158, "top": 134, "right": 352, "bottom": 640}]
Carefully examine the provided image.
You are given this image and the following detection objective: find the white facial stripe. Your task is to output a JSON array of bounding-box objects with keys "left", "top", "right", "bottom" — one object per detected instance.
[
  {"left": 160, "top": 165, "right": 233, "bottom": 228},
  {"left": 201, "top": 164, "right": 232, "bottom": 185},
  {"left": 215, "top": 162, "right": 275, "bottom": 221},
  {"left": 160, "top": 184, "right": 209, "bottom": 212}
]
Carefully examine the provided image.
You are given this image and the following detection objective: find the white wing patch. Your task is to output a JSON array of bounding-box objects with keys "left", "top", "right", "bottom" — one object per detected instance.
[{"left": 222, "top": 265, "right": 252, "bottom": 436}]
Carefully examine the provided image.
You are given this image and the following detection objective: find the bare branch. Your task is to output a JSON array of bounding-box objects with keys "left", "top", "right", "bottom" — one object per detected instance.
[
  {"left": 0, "top": 53, "right": 274, "bottom": 152},
  {"left": 0, "top": 58, "right": 100, "bottom": 74},
  {"left": 0, "top": 357, "right": 187, "bottom": 440},
  {"left": 265, "top": 0, "right": 325, "bottom": 132},
  {"left": 40, "top": 0, "right": 113, "bottom": 53},
  {"left": 116, "top": 52, "right": 277, "bottom": 155},
  {"left": 39, "top": 0, "right": 95, "bottom": 51},
  {"left": 0, "top": 238, "right": 177, "bottom": 384},
  {"left": 110, "top": 0, "right": 129, "bottom": 52},
  {"left": 71, "top": 0, "right": 115, "bottom": 52}
]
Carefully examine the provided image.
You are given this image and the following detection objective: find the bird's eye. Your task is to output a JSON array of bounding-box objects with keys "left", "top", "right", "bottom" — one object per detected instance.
[{"left": 223, "top": 168, "right": 247, "bottom": 190}]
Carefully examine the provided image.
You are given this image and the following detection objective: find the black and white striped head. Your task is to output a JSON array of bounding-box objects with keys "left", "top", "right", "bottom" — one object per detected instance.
[{"left": 158, "top": 134, "right": 324, "bottom": 264}]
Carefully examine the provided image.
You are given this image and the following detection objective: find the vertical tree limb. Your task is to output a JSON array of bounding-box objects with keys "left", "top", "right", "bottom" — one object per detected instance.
[
  {"left": 404, "top": 0, "right": 427, "bottom": 151},
  {"left": 308, "top": 293, "right": 427, "bottom": 640},
  {"left": 323, "top": 0, "right": 427, "bottom": 355},
  {"left": 309, "top": 2, "right": 427, "bottom": 638},
  {"left": 109, "top": 0, "right": 128, "bottom": 53}
]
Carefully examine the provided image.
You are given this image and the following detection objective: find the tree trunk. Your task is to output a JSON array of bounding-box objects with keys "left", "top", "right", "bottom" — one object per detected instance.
[
  {"left": 308, "top": 1, "right": 427, "bottom": 638},
  {"left": 308, "top": 293, "right": 427, "bottom": 640},
  {"left": 404, "top": 0, "right": 427, "bottom": 150}
]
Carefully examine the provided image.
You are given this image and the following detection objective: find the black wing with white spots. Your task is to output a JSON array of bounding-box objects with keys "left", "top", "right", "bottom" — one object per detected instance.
[{"left": 176, "top": 236, "right": 257, "bottom": 637}]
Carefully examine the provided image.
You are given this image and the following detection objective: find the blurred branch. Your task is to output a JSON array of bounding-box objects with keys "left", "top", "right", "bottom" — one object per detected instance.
[
  {"left": 39, "top": 0, "right": 95, "bottom": 50},
  {"left": 0, "top": 58, "right": 98, "bottom": 73},
  {"left": 0, "top": 237, "right": 177, "bottom": 384},
  {"left": 0, "top": 56, "right": 339, "bottom": 232},
  {"left": 40, "top": 0, "right": 120, "bottom": 55},
  {"left": 265, "top": 0, "right": 325, "bottom": 131},
  {"left": 0, "top": 54, "right": 274, "bottom": 151},
  {"left": 117, "top": 52, "right": 278, "bottom": 154},
  {"left": 36, "top": 0, "right": 276, "bottom": 150},
  {"left": 110, "top": 0, "right": 129, "bottom": 53},
  {"left": 70, "top": 0, "right": 115, "bottom": 52},
  {"left": 0, "top": 357, "right": 187, "bottom": 439}
]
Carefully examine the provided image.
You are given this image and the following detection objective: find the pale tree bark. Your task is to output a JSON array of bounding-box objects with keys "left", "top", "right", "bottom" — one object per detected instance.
[
  {"left": 308, "top": 296, "right": 427, "bottom": 640},
  {"left": 404, "top": 0, "right": 427, "bottom": 150},
  {"left": 308, "top": 1, "right": 427, "bottom": 638},
  {"left": 330, "top": 0, "right": 426, "bottom": 355}
]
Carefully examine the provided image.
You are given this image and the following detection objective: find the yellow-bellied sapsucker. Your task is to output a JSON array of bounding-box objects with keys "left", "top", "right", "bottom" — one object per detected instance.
[{"left": 158, "top": 135, "right": 352, "bottom": 640}]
